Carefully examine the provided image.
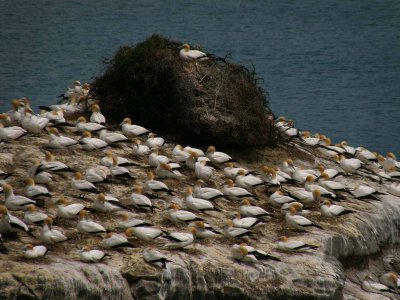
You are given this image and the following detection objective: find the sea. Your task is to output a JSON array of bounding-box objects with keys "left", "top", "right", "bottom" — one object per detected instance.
[{"left": 0, "top": 0, "right": 399, "bottom": 154}]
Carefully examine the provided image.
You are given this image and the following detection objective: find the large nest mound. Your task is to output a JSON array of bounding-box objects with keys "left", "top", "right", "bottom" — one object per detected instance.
[{"left": 93, "top": 34, "right": 278, "bottom": 148}]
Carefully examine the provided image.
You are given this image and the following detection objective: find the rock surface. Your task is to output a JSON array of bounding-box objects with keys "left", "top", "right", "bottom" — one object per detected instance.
[{"left": 0, "top": 120, "right": 399, "bottom": 299}]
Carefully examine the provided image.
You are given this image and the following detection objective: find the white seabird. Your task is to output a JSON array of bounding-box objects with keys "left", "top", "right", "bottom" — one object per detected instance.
[
  {"left": 80, "top": 246, "right": 110, "bottom": 263},
  {"left": 0, "top": 123, "right": 27, "bottom": 141},
  {"left": 40, "top": 217, "right": 68, "bottom": 244},
  {"left": 77, "top": 210, "right": 107, "bottom": 235},
  {"left": 2, "top": 184, "right": 36, "bottom": 211},
  {"left": 79, "top": 131, "right": 108, "bottom": 151},
  {"left": 276, "top": 236, "right": 319, "bottom": 252},
  {"left": 76, "top": 116, "right": 105, "bottom": 133},
  {"left": 89, "top": 104, "right": 106, "bottom": 125},
  {"left": 179, "top": 44, "right": 209, "bottom": 61},
  {"left": 120, "top": 118, "right": 149, "bottom": 137},
  {"left": 24, "top": 244, "right": 48, "bottom": 259}
]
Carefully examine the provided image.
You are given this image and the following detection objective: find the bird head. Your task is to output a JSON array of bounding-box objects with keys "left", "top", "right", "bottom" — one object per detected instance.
[
  {"left": 98, "top": 193, "right": 106, "bottom": 202},
  {"left": 225, "top": 179, "right": 235, "bottom": 187},
  {"left": 239, "top": 245, "right": 249, "bottom": 256},
  {"left": 323, "top": 200, "right": 331, "bottom": 206},
  {"left": 306, "top": 175, "right": 315, "bottom": 183},
  {"left": 278, "top": 236, "right": 288, "bottom": 242},
  {"left": 147, "top": 171, "right": 155, "bottom": 180},
  {"left": 160, "top": 163, "right": 172, "bottom": 171},
  {"left": 312, "top": 189, "right": 321, "bottom": 200},
  {"left": 27, "top": 204, "right": 37, "bottom": 212},
  {"left": 207, "top": 146, "right": 216, "bottom": 153},
  {"left": 241, "top": 199, "right": 251, "bottom": 206},
  {"left": 77, "top": 116, "right": 87, "bottom": 123},
  {"left": 186, "top": 187, "right": 193, "bottom": 196},
  {"left": 47, "top": 127, "right": 60, "bottom": 136},
  {"left": 0, "top": 205, "right": 9, "bottom": 216},
  {"left": 24, "top": 178, "right": 35, "bottom": 186},
  {"left": 81, "top": 131, "right": 92, "bottom": 139},
  {"left": 194, "top": 221, "right": 205, "bottom": 229},
  {"left": 134, "top": 185, "right": 143, "bottom": 194},
  {"left": 74, "top": 172, "right": 83, "bottom": 180},
  {"left": 321, "top": 173, "right": 329, "bottom": 181},
  {"left": 180, "top": 44, "right": 190, "bottom": 51}
]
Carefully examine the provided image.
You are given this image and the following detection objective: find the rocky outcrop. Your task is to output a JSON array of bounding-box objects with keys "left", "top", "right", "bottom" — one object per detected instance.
[{"left": 1, "top": 128, "right": 399, "bottom": 299}]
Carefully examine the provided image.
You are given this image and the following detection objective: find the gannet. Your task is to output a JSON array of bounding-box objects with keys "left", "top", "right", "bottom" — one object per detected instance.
[
  {"left": 334, "top": 154, "right": 363, "bottom": 175},
  {"left": 224, "top": 162, "right": 257, "bottom": 179},
  {"left": 109, "top": 156, "right": 134, "bottom": 180},
  {"left": 79, "top": 131, "right": 108, "bottom": 151},
  {"left": 85, "top": 166, "right": 110, "bottom": 183},
  {"left": 24, "top": 244, "right": 48, "bottom": 259},
  {"left": 118, "top": 213, "right": 152, "bottom": 229},
  {"left": 27, "top": 160, "right": 53, "bottom": 184},
  {"left": 89, "top": 104, "right": 106, "bottom": 125},
  {"left": 304, "top": 175, "right": 336, "bottom": 199},
  {"left": 190, "top": 221, "right": 221, "bottom": 239},
  {"left": 300, "top": 131, "right": 320, "bottom": 146},
  {"left": 21, "top": 108, "right": 49, "bottom": 134},
  {"left": 39, "top": 151, "right": 74, "bottom": 173},
  {"left": 24, "top": 205, "right": 48, "bottom": 225},
  {"left": 162, "top": 228, "right": 195, "bottom": 249},
  {"left": 318, "top": 173, "right": 348, "bottom": 192},
  {"left": 156, "top": 162, "right": 185, "bottom": 179},
  {"left": 128, "top": 227, "right": 164, "bottom": 242},
  {"left": 76, "top": 116, "right": 105, "bottom": 133},
  {"left": 281, "top": 159, "right": 296, "bottom": 175},
  {"left": 0, "top": 205, "right": 31, "bottom": 236},
  {"left": 132, "top": 139, "right": 151, "bottom": 157},
  {"left": 356, "top": 147, "right": 377, "bottom": 163},
  {"left": 56, "top": 197, "right": 85, "bottom": 219},
  {"left": 101, "top": 151, "right": 134, "bottom": 167},
  {"left": 277, "top": 236, "right": 319, "bottom": 252},
  {"left": 99, "top": 129, "right": 128, "bottom": 144},
  {"left": 379, "top": 153, "right": 400, "bottom": 172},
  {"left": 24, "top": 178, "right": 51, "bottom": 198},
  {"left": 185, "top": 151, "right": 199, "bottom": 170},
  {"left": 224, "top": 220, "right": 254, "bottom": 239},
  {"left": 167, "top": 204, "right": 204, "bottom": 224},
  {"left": 362, "top": 275, "right": 397, "bottom": 295},
  {"left": 71, "top": 172, "right": 99, "bottom": 197},
  {"left": 291, "top": 169, "right": 317, "bottom": 184},
  {"left": 148, "top": 148, "right": 170, "bottom": 167},
  {"left": 280, "top": 202, "right": 308, "bottom": 215},
  {"left": 179, "top": 44, "right": 209, "bottom": 61},
  {"left": 172, "top": 145, "right": 190, "bottom": 162},
  {"left": 380, "top": 272, "right": 399, "bottom": 290},
  {"left": 206, "top": 146, "right": 233, "bottom": 164},
  {"left": 59, "top": 80, "right": 83, "bottom": 100},
  {"left": 185, "top": 187, "right": 220, "bottom": 212},
  {"left": 130, "top": 185, "right": 154, "bottom": 211},
  {"left": 77, "top": 210, "right": 107, "bottom": 235},
  {"left": 93, "top": 193, "right": 126, "bottom": 212},
  {"left": 46, "top": 127, "right": 78, "bottom": 149},
  {"left": 193, "top": 179, "right": 223, "bottom": 201},
  {"left": 194, "top": 161, "right": 214, "bottom": 180},
  {"left": 80, "top": 246, "right": 110, "bottom": 263},
  {"left": 144, "top": 171, "right": 174, "bottom": 195},
  {"left": 184, "top": 146, "right": 205, "bottom": 156},
  {"left": 261, "top": 167, "right": 282, "bottom": 186},
  {"left": 385, "top": 182, "right": 400, "bottom": 197},
  {"left": 223, "top": 179, "right": 256, "bottom": 201},
  {"left": 235, "top": 170, "right": 264, "bottom": 189},
  {"left": 284, "top": 187, "right": 316, "bottom": 206},
  {"left": 320, "top": 200, "right": 353, "bottom": 217},
  {"left": 233, "top": 212, "right": 264, "bottom": 229},
  {"left": 339, "top": 141, "right": 356, "bottom": 155},
  {"left": 6, "top": 99, "right": 22, "bottom": 123},
  {"left": 40, "top": 109, "right": 68, "bottom": 126},
  {"left": 2, "top": 184, "right": 36, "bottom": 211},
  {"left": 230, "top": 244, "right": 258, "bottom": 263},
  {"left": 239, "top": 199, "right": 271, "bottom": 218},
  {"left": 317, "top": 165, "right": 340, "bottom": 179},
  {"left": 143, "top": 247, "right": 171, "bottom": 268},
  {"left": 0, "top": 123, "right": 27, "bottom": 141},
  {"left": 145, "top": 133, "right": 165, "bottom": 148},
  {"left": 40, "top": 217, "right": 68, "bottom": 244},
  {"left": 234, "top": 243, "right": 281, "bottom": 262},
  {"left": 0, "top": 113, "right": 12, "bottom": 126},
  {"left": 120, "top": 118, "right": 149, "bottom": 137},
  {"left": 350, "top": 185, "right": 383, "bottom": 200},
  {"left": 268, "top": 190, "right": 296, "bottom": 207},
  {"left": 285, "top": 206, "right": 322, "bottom": 231},
  {"left": 100, "top": 231, "right": 134, "bottom": 249}
]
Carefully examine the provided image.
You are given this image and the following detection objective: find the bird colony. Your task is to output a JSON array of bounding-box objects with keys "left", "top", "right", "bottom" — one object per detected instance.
[{"left": 0, "top": 48, "right": 400, "bottom": 298}]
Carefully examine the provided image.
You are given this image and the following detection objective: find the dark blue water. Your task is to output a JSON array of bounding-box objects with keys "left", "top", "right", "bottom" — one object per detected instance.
[{"left": 1, "top": 1, "right": 399, "bottom": 154}]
